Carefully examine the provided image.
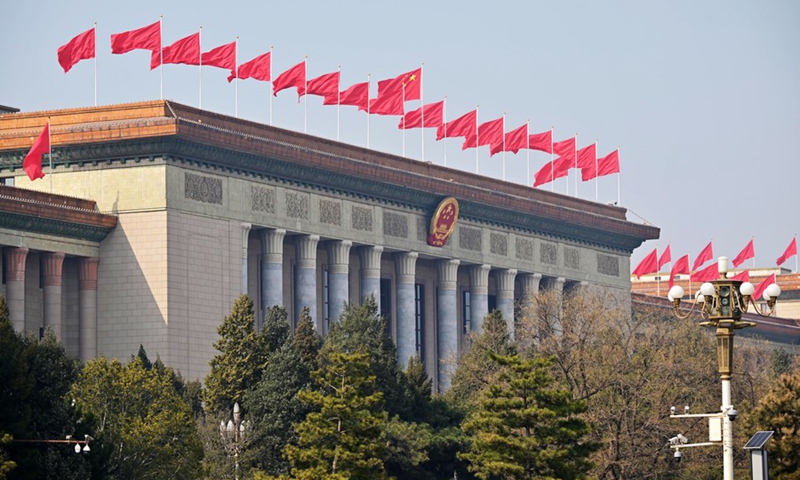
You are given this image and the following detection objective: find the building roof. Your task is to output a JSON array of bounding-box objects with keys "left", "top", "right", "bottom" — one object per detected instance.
[
  {"left": 0, "top": 185, "right": 117, "bottom": 242},
  {"left": 0, "top": 100, "right": 659, "bottom": 252},
  {"left": 632, "top": 292, "right": 800, "bottom": 347}
]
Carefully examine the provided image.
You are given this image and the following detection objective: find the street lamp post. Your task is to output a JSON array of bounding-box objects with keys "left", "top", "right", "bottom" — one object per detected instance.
[
  {"left": 667, "top": 256, "right": 780, "bottom": 480},
  {"left": 220, "top": 402, "right": 246, "bottom": 480}
]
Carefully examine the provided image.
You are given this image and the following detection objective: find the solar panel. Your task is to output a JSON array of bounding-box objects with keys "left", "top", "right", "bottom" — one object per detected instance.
[{"left": 743, "top": 431, "right": 774, "bottom": 450}]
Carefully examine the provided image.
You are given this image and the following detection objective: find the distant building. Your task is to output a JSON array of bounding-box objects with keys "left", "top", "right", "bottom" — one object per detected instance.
[{"left": 0, "top": 100, "right": 658, "bottom": 390}]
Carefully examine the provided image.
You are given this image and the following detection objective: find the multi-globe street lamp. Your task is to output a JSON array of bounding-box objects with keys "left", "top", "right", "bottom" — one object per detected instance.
[
  {"left": 220, "top": 402, "right": 247, "bottom": 480},
  {"left": 667, "top": 256, "right": 780, "bottom": 480}
]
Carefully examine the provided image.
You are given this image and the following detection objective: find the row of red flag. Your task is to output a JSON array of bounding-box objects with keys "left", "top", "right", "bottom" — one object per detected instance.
[
  {"left": 632, "top": 237, "right": 798, "bottom": 289},
  {"left": 56, "top": 22, "right": 620, "bottom": 187}
]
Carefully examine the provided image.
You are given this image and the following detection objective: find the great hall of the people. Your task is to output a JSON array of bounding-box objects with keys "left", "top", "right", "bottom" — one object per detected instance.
[{"left": 0, "top": 100, "right": 660, "bottom": 390}]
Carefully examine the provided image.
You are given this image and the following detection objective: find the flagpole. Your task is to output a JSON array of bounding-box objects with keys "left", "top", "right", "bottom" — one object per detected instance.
[
  {"left": 269, "top": 46, "right": 273, "bottom": 125},
  {"left": 525, "top": 120, "right": 530, "bottom": 186},
  {"left": 420, "top": 62, "right": 424, "bottom": 162},
  {"left": 501, "top": 113, "right": 506, "bottom": 181},
  {"left": 475, "top": 105, "right": 480, "bottom": 174},
  {"left": 93, "top": 22, "right": 97, "bottom": 106},
  {"left": 617, "top": 145, "right": 621, "bottom": 205},
  {"left": 550, "top": 126, "right": 554, "bottom": 192},
  {"left": 402, "top": 82, "right": 406, "bottom": 157},
  {"left": 594, "top": 139, "right": 598, "bottom": 201},
  {"left": 303, "top": 55, "right": 308, "bottom": 133},
  {"left": 48, "top": 118, "right": 53, "bottom": 193},
  {"left": 234, "top": 36, "right": 239, "bottom": 118},
  {"left": 367, "top": 73, "right": 370, "bottom": 148},
  {"left": 198, "top": 26, "right": 203, "bottom": 109},
  {"left": 336, "top": 65, "right": 341, "bottom": 141},
  {"left": 656, "top": 244, "right": 660, "bottom": 297},
  {"left": 443, "top": 96, "right": 447, "bottom": 167},
  {"left": 159, "top": 16, "right": 163, "bottom": 101},
  {"left": 573, "top": 133, "right": 578, "bottom": 197}
]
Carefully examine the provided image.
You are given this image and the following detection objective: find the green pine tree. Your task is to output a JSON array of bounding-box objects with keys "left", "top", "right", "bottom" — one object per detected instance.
[
  {"left": 205, "top": 295, "right": 268, "bottom": 414},
  {"left": 244, "top": 340, "right": 313, "bottom": 476},
  {"left": 293, "top": 306, "right": 321, "bottom": 370},
  {"left": 322, "top": 297, "right": 412, "bottom": 420},
  {"left": 460, "top": 353, "right": 596, "bottom": 480},
  {"left": 284, "top": 351, "right": 389, "bottom": 480},
  {"left": 450, "top": 309, "right": 515, "bottom": 408}
]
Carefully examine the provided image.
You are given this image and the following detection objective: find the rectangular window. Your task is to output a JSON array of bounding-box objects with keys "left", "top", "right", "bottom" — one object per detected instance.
[
  {"left": 462, "top": 291, "right": 471, "bottom": 334},
  {"left": 322, "top": 268, "right": 330, "bottom": 332},
  {"left": 488, "top": 295, "right": 497, "bottom": 313},
  {"left": 380, "top": 278, "right": 392, "bottom": 336},
  {"left": 415, "top": 283, "right": 425, "bottom": 363}
]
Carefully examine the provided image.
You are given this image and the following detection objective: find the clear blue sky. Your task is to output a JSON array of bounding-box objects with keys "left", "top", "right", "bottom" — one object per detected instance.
[{"left": 2, "top": 0, "right": 798, "bottom": 273}]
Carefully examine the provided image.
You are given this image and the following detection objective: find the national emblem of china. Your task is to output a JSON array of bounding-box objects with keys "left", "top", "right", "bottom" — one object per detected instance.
[{"left": 427, "top": 197, "right": 459, "bottom": 247}]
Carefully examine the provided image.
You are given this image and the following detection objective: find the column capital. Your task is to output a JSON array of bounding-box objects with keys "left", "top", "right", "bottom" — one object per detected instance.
[
  {"left": 395, "top": 251, "right": 418, "bottom": 284},
  {"left": 496, "top": 268, "right": 518, "bottom": 294},
  {"left": 4, "top": 247, "right": 28, "bottom": 282},
  {"left": 41, "top": 252, "right": 66, "bottom": 287},
  {"left": 519, "top": 273, "right": 542, "bottom": 295},
  {"left": 468, "top": 264, "right": 490, "bottom": 295},
  {"left": 78, "top": 257, "right": 100, "bottom": 291},
  {"left": 260, "top": 228, "right": 286, "bottom": 262},
  {"left": 359, "top": 246, "right": 384, "bottom": 273},
  {"left": 437, "top": 258, "right": 460, "bottom": 290},
  {"left": 295, "top": 235, "right": 320, "bottom": 269},
  {"left": 327, "top": 240, "right": 352, "bottom": 275},
  {"left": 241, "top": 223, "right": 252, "bottom": 255}
]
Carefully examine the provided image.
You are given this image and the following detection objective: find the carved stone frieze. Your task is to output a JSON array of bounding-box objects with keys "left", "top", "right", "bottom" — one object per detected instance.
[
  {"left": 515, "top": 238, "right": 533, "bottom": 261},
  {"left": 540, "top": 242, "right": 558, "bottom": 265},
  {"left": 286, "top": 192, "right": 309, "bottom": 220},
  {"left": 597, "top": 253, "right": 620, "bottom": 277},
  {"left": 384, "top": 212, "right": 408, "bottom": 238},
  {"left": 185, "top": 173, "right": 223, "bottom": 204},
  {"left": 490, "top": 233, "right": 508, "bottom": 256},
  {"left": 251, "top": 186, "right": 275, "bottom": 213},
  {"left": 320, "top": 200, "right": 342, "bottom": 225}
]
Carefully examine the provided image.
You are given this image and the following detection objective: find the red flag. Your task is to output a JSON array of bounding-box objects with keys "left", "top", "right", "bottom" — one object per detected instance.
[
  {"left": 692, "top": 241, "right": 714, "bottom": 270},
  {"left": 326, "top": 81, "right": 368, "bottom": 108},
  {"left": 553, "top": 138, "right": 577, "bottom": 163},
  {"left": 533, "top": 155, "right": 571, "bottom": 187},
  {"left": 752, "top": 273, "right": 777, "bottom": 301},
  {"left": 111, "top": 22, "right": 160, "bottom": 62},
  {"left": 58, "top": 28, "right": 95, "bottom": 73},
  {"left": 596, "top": 150, "right": 620, "bottom": 178},
  {"left": 399, "top": 101, "right": 444, "bottom": 129},
  {"left": 632, "top": 248, "right": 659, "bottom": 278},
  {"left": 23, "top": 123, "right": 49, "bottom": 181},
  {"left": 462, "top": 117, "right": 504, "bottom": 150},
  {"left": 669, "top": 254, "right": 690, "bottom": 288},
  {"left": 377, "top": 68, "right": 421, "bottom": 101},
  {"left": 731, "top": 239, "right": 755, "bottom": 268},
  {"left": 306, "top": 71, "right": 340, "bottom": 102},
  {"left": 201, "top": 41, "right": 236, "bottom": 70},
  {"left": 437, "top": 109, "right": 477, "bottom": 140},
  {"left": 576, "top": 144, "right": 596, "bottom": 169},
  {"left": 528, "top": 130, "right": 553, "bottom": 153},
  {"left": 273, "top": 61, "right": 306, "bottom": 99},
  {"left": 490, "top": 123, "right": 527, "bottom": 156},
  {"left": 368, "top": 79, "right": 404, "bottom": 115},
  {"left": 691, "top": 262, "right": 719, "bottom": 283},
  {"left": 776, "top": 237, "right": 797, "bottom": 265},
  {"left": 731, "top": 270, "right": 749, "bottom": 282},
  {"left": 229, "top": 52, "right": 271, "bottom": 83},
  {"left": 658, "top": 245, "right": 671, "bottom": 269},
  {"left": 155, "top": 32, "right": 200, "bottom": 69}
]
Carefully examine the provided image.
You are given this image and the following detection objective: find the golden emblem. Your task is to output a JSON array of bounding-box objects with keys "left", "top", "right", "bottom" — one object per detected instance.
[{"left": 427, "top": 197, "right": 459, "bottom": 247}]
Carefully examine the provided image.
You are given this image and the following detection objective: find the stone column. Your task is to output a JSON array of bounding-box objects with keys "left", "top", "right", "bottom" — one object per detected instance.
[
  {"left": 496, "top": 269, "right": 518, "bottom": 339},
  {"left": 78, "top": 257, "right": 99, "bottom": 362},
  {"left": 42, "top": 252, "right": 65, "bottom": 341},
  {"left": 437, "top": 259, "right": 460, "bottom": 391},
  {"left": 327, "top": 240, "right": 352, "bottom": 326},
  {"left": 4, "top": 247, "right": 28, "bottom": 332},
  {"left": 394, "top": 252, "right": 418, "bottom": 368},
  {"left": 468, "top": 264, "right": 490, "bottom": 335},
  {"left": 294, "top": 235, "right": 320, "bottom": 328},
  {"left": 359, "top": 246, "right": 383, "bottom": 309},
  {"left": 260, "top": 229, "right": 286, "bottom": 311},
  {"left": 240, "top": 223, "right": 251, "bottom": 295},
  {"left": 519, "top": 273, "right": 542, "bottom": 309}
]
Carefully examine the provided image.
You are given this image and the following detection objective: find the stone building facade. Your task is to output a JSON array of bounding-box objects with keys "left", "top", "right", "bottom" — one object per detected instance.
[{"left": 0, "top": 101, "right": 658, "bottom": 390}]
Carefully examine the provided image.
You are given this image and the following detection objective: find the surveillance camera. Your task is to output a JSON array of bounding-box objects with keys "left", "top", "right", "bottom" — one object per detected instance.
[
  {"left": 727, "top": 408, "right": 738, "bottom": 422},
  {"left": 670, "top": 406, "right": 676, "bottom": 415},
  {"left": 674, "top": 450, "right": 682, "bottom": 462},
  {"left": 684, "top": 406, "right": 690, "bottom": 414}
]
